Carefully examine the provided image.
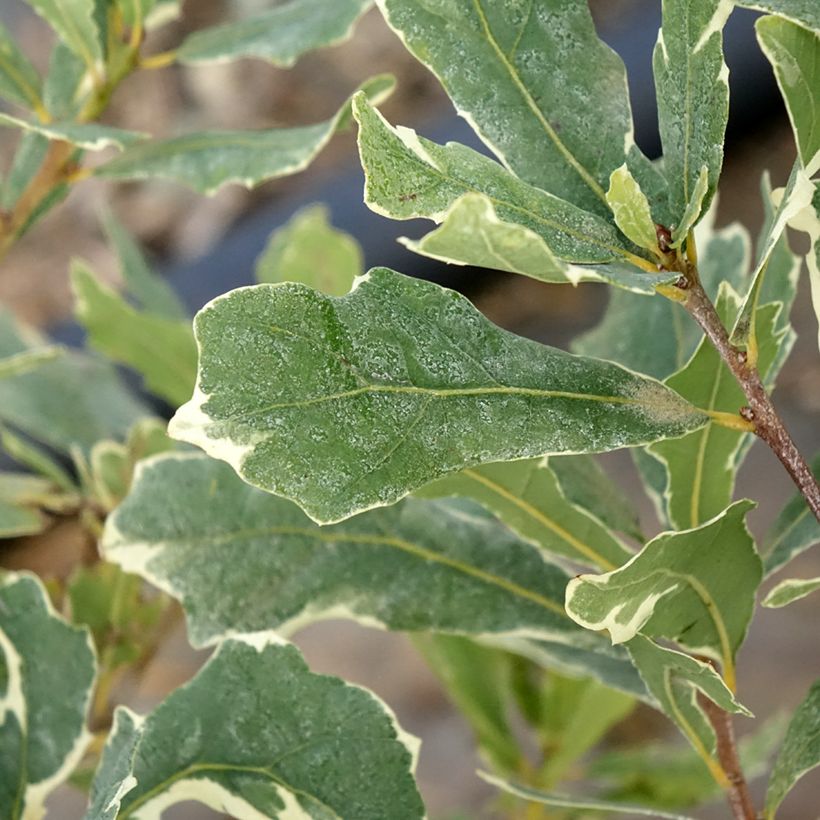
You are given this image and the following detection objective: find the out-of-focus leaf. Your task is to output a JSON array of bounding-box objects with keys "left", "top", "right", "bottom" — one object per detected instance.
[
  {"left": 25, "top": 0, "right": 102, "bottom": 71},
  {"left": 96, "top": 75, "right": 395, "bottom": 195},
  {"left": 1, "top": 132, "right": 49, "bottom": 210},
  {"left": 765, "top": 679, "right": 820, "bottom": 818},
  {"left": 255, "top": 204, "right": 362, "bottom": 294},
  {"left": 654, "top": 0, "right": 730, "bottom": 224},
  {"left": 375, "top": 0, "right": 661, "bottom": 218},
  {"left": 756, "top": 16, "right": 820, "bottom": 175},
  {"left": 417, "top": 457, "right": 633, "bottom": 570},
  {"left": 71, "top": 261, "right": 197, "bottom": 406},
  {"left": 0, "top": 112, "right": 145, "bottom": 150},
  {"left": 762, "top": 576, "right": 820, "bottom": 607},
  {"left": 43, "top": 42, "right": 88, "bottom": 120},
  {"left": 169, "top": 268, "right": 708, "bottom": 524},
  {"left": 0, "top": 573, "right": 96, "bottom": 819},
  {"left": 478, "top": 772, "right": 696, "bottom": 818},
  {"left": 0, "top": 20, "right": 43, "bottom": 112},
  {"left": 178, "top": 0, "right": 372, "bottom": 67},
  {"left": 566, "top": 501, "right": 761, "bottom": 687}
]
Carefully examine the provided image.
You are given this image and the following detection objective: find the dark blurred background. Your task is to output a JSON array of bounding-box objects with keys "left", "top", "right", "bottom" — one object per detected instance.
[{"left": 0, "top": 1, "right": 818, "bottom": 817}]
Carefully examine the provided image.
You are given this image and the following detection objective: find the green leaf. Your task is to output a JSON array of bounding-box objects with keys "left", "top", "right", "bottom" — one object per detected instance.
[
  {"left": 43, "top": 41, "right": 89, "bottom": 120},
  {"left": 765, "top": 679, "right": 820, "bottom": 818},
  {"left": 574, "top": 213, "right": 752, "bottom": 381},
  {"left": 353, "top": 96, "right": 659, "bottom": 278},
  {"left": 733, "top": 1, "right": 819, "bottom": 34},
  {"left": 414, "top": 634, "right": 521, "bottom": 774},
  {"left": 91, "top": 637, "right": 425, "bottom": 819},
  {"left": 757, "top": 16, "right": 820, "bottom": 175},
  {"left": 788, "top": 185, "right": 820, "bottom": 353},
  {"left": 654, "top": 0, "right": 731, "bottom": 224},
  {"left": 1, "top": 132, "right": 49, "bottom": 210},
  {"left": 178, "top": 0, "right": 372, "bottom": 67},
  {"left": 0, "top": 497, "right": 45, "bottom": 537},
  {"left": 84, "top": 708, "right": 141, "bottom": 820},
  {"left": 566, "top": 501, "right": 761, "bottom": 687},
  {"left": 606, "top": 163, "right": 660, "bottom": 254},
  {"left": 671, "top": 165, "right": 709, "bottom": 247},
  {"left": 0, "top": 471, "right": 73, "bottom": 537},
  {"left": 0, "top": 20, "right": 44, "bottom": 112},
  {"left": 118, "top": 0, "right": 181, "bottom": 29},
  {"left": 0, "top": 573, "right": 96, "bottom": 819},
  {"left": 648, "top": 286, "right": 791, "bottom": 530},
  {"left": 375, "top": 0, "right": 657, "bottom": 217},
  {"left": 0, "top": 112, "right": 145, "bottom": 150},
  {"left": 101, "top": 209, "right": 187, "bottom": 320},
  {"left": 71, "top": 261, "right": 197, "bottom": 407},
  {"left": 25, "top": 0, "right": 102, "bottom": 72},
  {"left": 96, "top": 75, "right": 395, "bottom": 195},
  {"left": 549, "top": 454, "right": 643, "bottom": 542},
  {"left": 478, "top": 771, "right": 696, "bottom": 819},
  {"left": 0, "top": 427, "right": 77, "bottom": 492},
  {"left": 255, "top": 204, "right": 362, "bottom": 294},
  {"left": 169, "top": 268, "right": 708, "bottom": 524},
  {"left": 416, "top": 457, "right": 633, "bottom": 570},
  {"left": 103, "top": 452, "right": 582, "bottom": 647},
  {"left": 731, "top": 163, "right": 814, "bottom": 359},
  {"left": 0, "top": 345, "right": 64, "bottom": 379},
  {"left": 764, "top": 454, "right": 820, "bottom": 575},
  {"left": 626, "top": 636, "right": 751, "bottom": 781},
  {"left": 762, "top": 576, "right": 820, "bottom": 607}
]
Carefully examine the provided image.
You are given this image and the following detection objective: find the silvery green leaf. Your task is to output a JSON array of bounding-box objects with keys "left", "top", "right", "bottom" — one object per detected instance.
[
  {"left": 764, "top": 455, "right": 820, "bottom": 574},
  {"left": 787, "top": 185, "right": 820, "bottom": 352},
  {"left": 72, "top": 261, "right": 197, "bottom": 407},
  {"left": 354, "top": 96, "right": 658, "bottom": 276},
  {"left": 733, "top": 1, "right": 819, "bottom": 33},
  {"left": 96, "top": 637, "right": 425, "bottom": 819},
  {"left": 730, "top": 163, "right": 814, "bottom": 358},
  {"left": 626, "top": 636, "right": 751, "bottom": 778},
  {"left": 549, "top": 455, "right": 643, "bottom": 542},
  {"left": 25, "top": 0, "right": 102, "bottom": 71},
  {"left": 43, "top": 42, "right": 89, "bottom": 120},
  {"left": 671, "top": 165, "right": 709, "bottom": 247},
  {"left": 649, "top": 286, "right": 791, "bottom": 530},
  {"left": 765, "top": 679, "right": 820, "bottom": 818},
  {"left": 0, "top": 345, "right": 63, "bottom": 379},
  {"left": 1, "top": 132, "right": 49, "bottom": 210},
  {"left": 96, "top": 75, "right": 395, "bottom": 195},
  {"left": 762, "top": 576, "right": 820, "bottom": 608},
  {"left": 169, "top": 268, "right": 708, "bottom": 524},
  {"left": 606, "top": 163, "right": 660, "bottom": 254},
  {"left": 402, "top": 192, "right": 667, "bottom": 294},
  {"left": 0, "top": 112, "right": 145, "bottom": 150},
  {"left": 103, "top": 452, "right": 580, "bottom": 647},
  {"left": 0, "top": 471, "right": 72, "bottom": 536},
  {"left": 0, "top": 427, "right": 77, "bottom": 492},
  {"left": 566, "top": 501, "right": 761, "bottom": 687},
  {"left": 654, "top": 0, "right": 731, "bottom": 224},
  {"left": 84, "top": 708, "right": 141, "bottom": 820},
  {"left": 255, "top": 204, "right": 362, "bottom": 294},
  {"left": 119, "top": 0, "right": 180, "bottom": 29},
  {"left": 178, "top": 0, "right": 372, "bottom": 67},
  {"left": 101, "top": 209, "right": 187, "bottom": 320},
  {"left": 0, "top": 573, "right": 96, "bottom": 819},
  {"left": 478, "top": 772, "right": 696, "bottom": 819},
  {"left": 416, "top": 457, "right": 633, "bottom": 570},
  {"left": 375, "top": 0, "right": 657, "bottom": 217},
  {"left": 0, "top": 20, "right": 43, "bottom": 112},
  {"left": 757, "top": 16, "right": 820, "bottom": 175}
]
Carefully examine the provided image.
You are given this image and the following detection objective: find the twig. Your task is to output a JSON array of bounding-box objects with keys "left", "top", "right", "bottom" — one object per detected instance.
[
  {"left": 697, "top": 693, "right": 757, "bottom": 820},
  {"left": 681, "top": 276, "right": 820, "bottom": 525}
]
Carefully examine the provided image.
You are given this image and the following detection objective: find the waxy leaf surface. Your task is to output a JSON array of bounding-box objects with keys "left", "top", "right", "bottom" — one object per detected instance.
[
  {"left": 169, "top": 268, "right": 707, "bottom": 523},
  {"left": 0, "top": 21, "right": 43, "bottom": 111},
  {"left": 376, "top": 0, "right": 655, "bottom": 217},
  {"left": 606, "top": 164, "right": 659, "bottom": 254},
  {"left": 105, "top": 453, "right": 578, "bottom": 647},
  {"left": 97, "top": 76, "right": 394, "bottom": 195},
  {"left": 178, "top": 0, "right": 372, "bottom": 67},
  {"left": 734, "top": 1, "right": 819, "bottom": 33},
  {"left": 72, "top": 262, "right": 197, "bottom": 407},
  {"left": 417, "top": 457, "right": 633, "bottom": 570},
  {"left": 566, "top": 501, "right": 761, "bottom": 681},
  {"left": 757, "top": 16, "right": 820, "bottom": 175},
  {"left": 654, "top": 0, "right": 730, "bottom": 223},
  {"left": 354, "top": 96, "right": 659, "bottom": 281},
  {"left": 0, "top": 574, "right": 96, "bottom": 819},
  {"left": 255, "top": 204, "right": 362, "bottom": 294},
  {"left": 92, "top": 638, "right": 424, "bottom": 819},
  {"left": 765, "top": 679, "right": 820, "bottom": 818}
]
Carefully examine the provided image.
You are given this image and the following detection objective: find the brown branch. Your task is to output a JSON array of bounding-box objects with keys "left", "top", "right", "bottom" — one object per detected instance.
[
  {"left": 681, "top": 277, "right": 820, "bottom": 525},
  {"left": 697, "top": 693, "right": 757, "bottom": 820}
]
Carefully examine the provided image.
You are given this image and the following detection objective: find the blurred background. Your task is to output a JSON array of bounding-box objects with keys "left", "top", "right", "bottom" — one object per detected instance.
[{"left": 0, "top": 0, "right": 818, "bottom": 817}]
